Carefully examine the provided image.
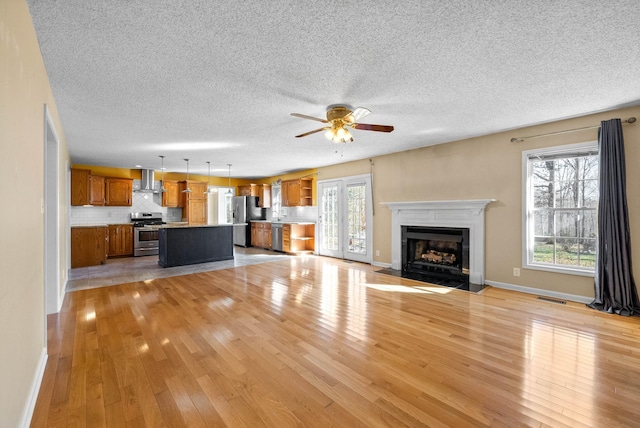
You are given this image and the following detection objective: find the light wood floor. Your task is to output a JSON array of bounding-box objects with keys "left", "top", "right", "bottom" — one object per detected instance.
[{"left": 32, "top": 255, "right": 640, "bottom": 427}]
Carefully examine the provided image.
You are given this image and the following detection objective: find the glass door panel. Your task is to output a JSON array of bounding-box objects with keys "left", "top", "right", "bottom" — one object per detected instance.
[
  {"left": 318, "top": 176, "right": 372, "bottom": 263},
  {"left": 319, "top": 181, "right": 342, "bottom": 258}
]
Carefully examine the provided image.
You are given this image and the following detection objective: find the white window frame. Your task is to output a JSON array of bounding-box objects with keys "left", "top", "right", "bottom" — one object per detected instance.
[{"left": 522, "top": 141, "right": 598, "bottom": 276}]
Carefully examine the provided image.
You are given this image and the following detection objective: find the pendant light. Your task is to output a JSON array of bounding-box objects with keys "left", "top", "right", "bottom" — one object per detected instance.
[
  {"left": 182, "top": 158, "right": 192, "bottom": 193},
  {"left": 158, "top": 155, "right": 167, "bottom": 193},
  {"left": 205, "top": 161, "right": 216, "bottom": 194},
  {"left": 225, "top": 164, "right": 233, "bottom": 199}
]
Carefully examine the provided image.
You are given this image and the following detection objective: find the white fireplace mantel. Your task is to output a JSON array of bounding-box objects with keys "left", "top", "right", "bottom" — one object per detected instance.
[{"left": 381, "top": 199, "right": 496, "bottom": 284}]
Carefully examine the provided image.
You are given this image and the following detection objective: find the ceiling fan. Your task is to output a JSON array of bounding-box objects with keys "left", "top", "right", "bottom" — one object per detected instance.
[{"left": 291, "top": 106, "right": 394, "bottom": 143}]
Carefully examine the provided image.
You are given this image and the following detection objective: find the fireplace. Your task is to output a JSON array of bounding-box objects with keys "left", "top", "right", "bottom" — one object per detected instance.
[
  {"left": 402, "top": 226, "right": 469, "bottom": 286},
  {"left": 382, "top": 199, "right": 495, "bottom": 288}
]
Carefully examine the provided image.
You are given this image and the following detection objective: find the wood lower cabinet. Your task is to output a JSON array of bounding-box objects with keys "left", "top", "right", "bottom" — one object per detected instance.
[
  {"left": 282, "top": 223, "right": 314, "bottom": 254},
  {"left": 107, "top": 224, "right": 133, "bottom": 257},
  {"left": 282, "top": 178, "right": 312, "bottom": 207},
  {"left": 251, "top": 222, "right": 272, "bottom": 249},
  {"left": 71, "top": 226, "right": 108, "bottom": 268},
  {"left": 180, "top": 181, "right": 208, "bottom": 224},
  {"left": 161, "top": 180, "right": 180, "bottom": 207},
  {"left": 105, "top": 177, "right": 133, "bottom": 206}
]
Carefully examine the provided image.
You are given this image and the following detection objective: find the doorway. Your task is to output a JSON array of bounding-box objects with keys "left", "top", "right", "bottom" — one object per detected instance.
[
  {"left": 43, "top": 105, "right": 61, "bottom": 315},
  {"left": 317, "top": 174, "right": 373, "bottom": 263},
  {"left": 207, "top": 186, "right": 235, "bottom": 224}
]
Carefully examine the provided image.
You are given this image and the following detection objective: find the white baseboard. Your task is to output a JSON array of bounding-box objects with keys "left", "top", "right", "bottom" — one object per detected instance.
[
  {"left": 372, "top": 261, "right": 392, "bottom": 268},
  {"left": 485, "top": 280, "right": 593, "bottom": 304},
  {"left": 19, "top": 347, "right": 48, "bottom": 428}
]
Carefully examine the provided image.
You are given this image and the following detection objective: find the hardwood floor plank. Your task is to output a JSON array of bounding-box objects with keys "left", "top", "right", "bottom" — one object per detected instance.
[{"left": 32, "top": 254, "right": 640, "bottom": 427}]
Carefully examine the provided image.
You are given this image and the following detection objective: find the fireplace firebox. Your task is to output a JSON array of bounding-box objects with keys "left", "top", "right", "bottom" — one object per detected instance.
[{"left": 401, "top": 226, "right": 470, "bottom": 287}]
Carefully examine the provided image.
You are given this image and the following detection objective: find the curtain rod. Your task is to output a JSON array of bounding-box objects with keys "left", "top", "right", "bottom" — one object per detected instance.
[{"left": 510, "top": 117, "right": 636, "bottom": 143}]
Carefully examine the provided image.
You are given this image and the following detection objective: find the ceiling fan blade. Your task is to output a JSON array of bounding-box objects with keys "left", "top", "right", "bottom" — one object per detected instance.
[
  {"left": 352, "top": 123, "right": 394, "bottom": 133},
  {"left": 351, "top": 107, "right": 371, "bottom": 121},
  {"left": 295, "top": 127, "right": 329, "bottom": 138},
  {"left": 291, "top": 113, "right": 328, "bottom": 123}
]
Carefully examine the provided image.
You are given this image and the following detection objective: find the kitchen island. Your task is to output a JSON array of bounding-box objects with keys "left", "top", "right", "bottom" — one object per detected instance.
[{"left": 158, "top": 224, "right": 233, "bottom": 268}]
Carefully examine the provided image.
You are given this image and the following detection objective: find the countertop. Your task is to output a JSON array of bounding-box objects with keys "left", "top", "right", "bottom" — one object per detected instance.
[
  {"left": 252, "top": 220, "right": 315, "bottom": 225},
  {"left": 161, "top": 223, "right": 232, "bottom": 228}
]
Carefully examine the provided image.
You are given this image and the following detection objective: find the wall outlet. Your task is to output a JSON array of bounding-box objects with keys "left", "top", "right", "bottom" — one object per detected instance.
[
  {"left": 513, "top": 267, "right": 521, "bottom": 277},
  {"left": 376, "top": 250, "right": 380, "bottom": 257}
]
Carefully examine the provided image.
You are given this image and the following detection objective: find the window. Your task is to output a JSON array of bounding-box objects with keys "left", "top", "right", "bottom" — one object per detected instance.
[{"left": 522, "top": 141, "right": 598, "bottom": 275}]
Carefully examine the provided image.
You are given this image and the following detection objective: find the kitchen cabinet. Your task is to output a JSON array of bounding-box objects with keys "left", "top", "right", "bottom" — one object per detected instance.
[
  {"left": 71, "top": 226, "right": 108, "bottom": 268},
  {"left": 105, "top": 177, "right": 133, "bottom": 206},
  {"left": 251, "top": 222, "right": 272, "bottom": 249},
  {"left": 71, "top": 168, "right": 90, "bottom": 206},
  {"left": 179, "top": 181, "right": 208, "bottom": 224},
  {"left": 72, "top": 170, "right": 132, "bottom": 206},
  {"left": 239, "top": 184, "right": 272, "bottom": 207},
  {"left": 89, "top": 175, "right": 105, "bottom": 205},
  {"left": 282, "top": 223, "right": 315, "bottom": 254},
  {"left": 161, "top": 180, "right": 180, "bottom": 207},
  {"left": 282, "top": 178, "right": 312, "bottom": 207},
  {"left": 238, "top": 184, "right": 258, "bottom": 197},
  {"left": 107, "top": 224, "right": 133, "bottom": 257},
  {"left": 185, "top": 199, "right": 207, "bottom": 225},
  {"left": 258, "top": 184, "right": 271, "bottom": 208}
]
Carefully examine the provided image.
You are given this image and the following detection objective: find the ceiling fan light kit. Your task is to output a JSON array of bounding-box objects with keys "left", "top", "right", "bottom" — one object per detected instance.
[{"left": 291, "top": 105, "right": 394, "bottom": 143}]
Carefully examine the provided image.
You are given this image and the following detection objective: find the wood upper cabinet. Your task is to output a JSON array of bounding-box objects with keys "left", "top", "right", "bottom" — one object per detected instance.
[
  {"left": 105, "top": 177, "right": 133, "bottom": 206},
  {"left": 282, "top": 178, "right": 312, "bottom": 207},
  {"left": 71, "top": 168, "right": 108, "bottom": 206},
  {"left": 89, "top": 175, "right": 105, "bottom": 206},
  {"left": 161, "top": 180, "right": 180, "bottom": 207},
  {"left": 71, "top": 168, "right": 90, "bottom": 206},
  {"left": 238, "top": 184, "right": 258, "bottom": 197},
  {"left": 239, "top": 184, "right": 272, "bottom": 207},
  {"left": 107, "top": 224, "right": 133, "bottom": 257},
  {"left": 259, "top": 184, "right": 271, "bottom": 208},
  {"left": 179, "top": 181, "right": 208, "bottom": 224},
  {"left": 71, "top": 226, "right": 108, "bottom": 267}
]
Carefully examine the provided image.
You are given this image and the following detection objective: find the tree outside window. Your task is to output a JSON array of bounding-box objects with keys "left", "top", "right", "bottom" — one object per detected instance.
[{"left": 524, "top": 142, "right": 598, "bottom": 274}]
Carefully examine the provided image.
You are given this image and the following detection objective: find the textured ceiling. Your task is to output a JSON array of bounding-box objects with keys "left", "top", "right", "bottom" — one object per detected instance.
[{"left": 27, "top": 0, "right": 640, "bottom": 178}]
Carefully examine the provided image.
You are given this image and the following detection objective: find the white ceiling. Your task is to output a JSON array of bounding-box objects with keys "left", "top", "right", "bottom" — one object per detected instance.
[{"left": 27, "top": 0, "right": 640, "bottom": 179}]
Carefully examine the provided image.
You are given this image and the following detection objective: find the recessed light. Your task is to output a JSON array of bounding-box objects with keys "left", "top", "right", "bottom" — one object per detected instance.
[{"left": 134, "top": 164, "right": 142, "bottom": 168}]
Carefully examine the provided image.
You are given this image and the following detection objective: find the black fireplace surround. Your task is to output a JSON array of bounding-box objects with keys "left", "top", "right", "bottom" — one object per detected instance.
[{"left": 401, "top": 225, "right": 470, "bottom": 288}]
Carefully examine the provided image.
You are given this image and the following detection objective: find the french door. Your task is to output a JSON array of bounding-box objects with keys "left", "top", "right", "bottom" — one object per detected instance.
[{"left": 317, "top": 174, "right": 373, "bottom": 263}]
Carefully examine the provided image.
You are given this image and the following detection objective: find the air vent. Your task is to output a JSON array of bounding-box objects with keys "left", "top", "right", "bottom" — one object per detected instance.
[{"left": 537, "top": 296, "right": 566, "bottom": 305}]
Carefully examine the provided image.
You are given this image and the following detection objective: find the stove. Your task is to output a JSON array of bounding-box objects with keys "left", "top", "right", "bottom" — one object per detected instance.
[{"left": 131, "top": 212, "right": 165, "bottom": 256}]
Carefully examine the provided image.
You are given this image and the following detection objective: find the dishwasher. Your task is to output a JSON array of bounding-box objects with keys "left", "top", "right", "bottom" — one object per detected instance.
[{"left": 271, "top": 223, "right": 283, "bottom": 252}]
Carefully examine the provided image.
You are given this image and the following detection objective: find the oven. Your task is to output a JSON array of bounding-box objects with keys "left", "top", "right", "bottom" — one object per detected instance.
[{"left": 131, "top": 212, "right": 164, "bottom": 257}]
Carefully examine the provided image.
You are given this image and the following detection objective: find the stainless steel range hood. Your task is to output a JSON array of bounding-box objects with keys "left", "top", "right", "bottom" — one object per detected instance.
[{"left": 136, "top": 169, "right": 158, "bottom": 193}]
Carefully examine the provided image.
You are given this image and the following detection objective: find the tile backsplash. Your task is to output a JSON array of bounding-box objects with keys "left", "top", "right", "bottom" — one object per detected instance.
[{"left": 70, "top": 180, "right": 182, "bottom": 225}]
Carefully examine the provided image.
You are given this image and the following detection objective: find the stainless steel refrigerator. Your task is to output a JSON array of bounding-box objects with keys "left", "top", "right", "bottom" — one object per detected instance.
[{"left": 232, "top": 196, "right": 265, "bottom": 246}]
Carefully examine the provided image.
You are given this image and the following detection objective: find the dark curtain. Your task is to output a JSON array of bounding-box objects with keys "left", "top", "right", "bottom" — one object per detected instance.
[{"left": 588, "top": 118, "right": 639, "bottom": 316}]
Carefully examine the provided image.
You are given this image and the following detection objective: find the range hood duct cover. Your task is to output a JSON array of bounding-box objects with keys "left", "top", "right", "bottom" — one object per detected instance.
[{"left": 137, "top": 169, "right": 158, "bottom": 193}]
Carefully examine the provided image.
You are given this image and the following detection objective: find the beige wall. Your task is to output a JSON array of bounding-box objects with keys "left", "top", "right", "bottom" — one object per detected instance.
[
  {"left": 2, "top": 0, "right": 639, "bottom": 424},
  {"left": 0, "top": 0, "right": 70, "bottom": 425},
  {"left": 317, "top": 105, "right": 640, "bottom": 300}
]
